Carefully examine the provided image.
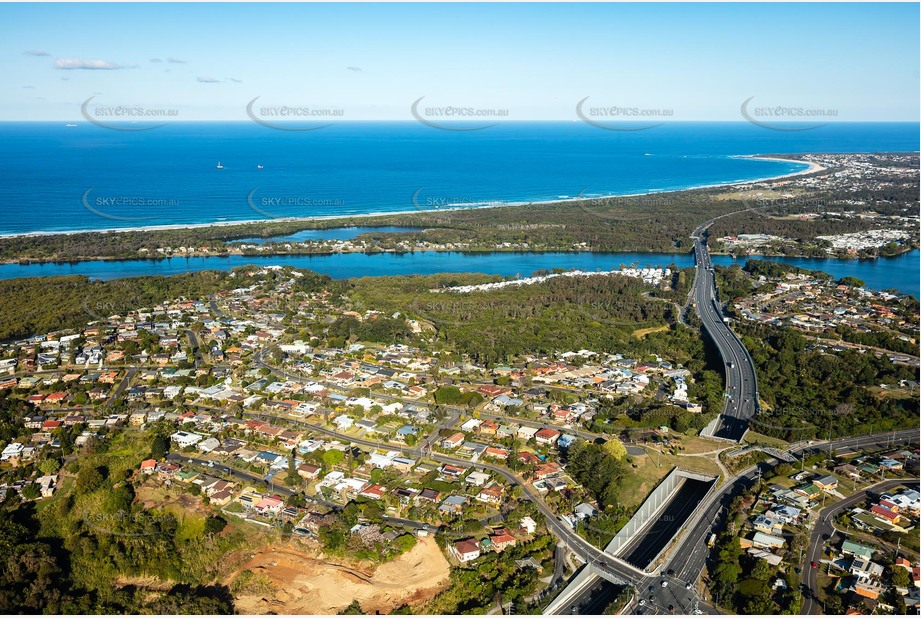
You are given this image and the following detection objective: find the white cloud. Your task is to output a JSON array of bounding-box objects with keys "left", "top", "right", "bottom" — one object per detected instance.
[
  {"left": 167, "top": 57, "right": 187, "bottom": 64},
  {"left": 55, "top": 58, "right": 129, "bottom": 70},
  {"left": 197, "top": 76, "right": 221, "bottom": 83}
]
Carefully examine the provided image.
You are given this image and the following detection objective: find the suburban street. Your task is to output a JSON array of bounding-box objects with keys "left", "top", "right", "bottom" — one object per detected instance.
[{"left": 802, "top": 478, "right": 919, "bottom": 615}]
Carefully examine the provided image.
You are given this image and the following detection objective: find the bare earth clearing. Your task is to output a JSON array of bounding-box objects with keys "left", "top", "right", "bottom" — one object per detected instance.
[{"left": 227, "top": 537, "right": 451, "bottom": 614}]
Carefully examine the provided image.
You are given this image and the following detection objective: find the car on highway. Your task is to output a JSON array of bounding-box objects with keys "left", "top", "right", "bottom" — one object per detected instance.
[
  {"left": 638, "top": 600, "right": 646, "bottom": 607},
  {"left": 811, "top": 561, "right": 818, "bottom": 569},
  {"left": 685, "top": 582, "right": 692, "bottom": 590},
  {"left": 661, "top": 581, "right": 668, "bottom": 588}
]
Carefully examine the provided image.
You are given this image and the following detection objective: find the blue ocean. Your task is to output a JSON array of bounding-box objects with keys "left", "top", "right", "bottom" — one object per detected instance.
[{"left": 0, "top": 121, "right": 917, "bottom": 236}]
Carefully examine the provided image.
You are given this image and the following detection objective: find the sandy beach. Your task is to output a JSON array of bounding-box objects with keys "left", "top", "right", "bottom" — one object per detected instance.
[{"left": 0, "top": 155, "right": 825, "bottom": 240}]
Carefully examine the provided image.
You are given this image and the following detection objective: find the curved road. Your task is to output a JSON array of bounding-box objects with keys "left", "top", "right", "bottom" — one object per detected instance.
[
  {"left": 802, "top": 478, "right": 919, "bottom": 615},
  {"left": 690, "top": 220, "right": 759, "bottom": 442}
]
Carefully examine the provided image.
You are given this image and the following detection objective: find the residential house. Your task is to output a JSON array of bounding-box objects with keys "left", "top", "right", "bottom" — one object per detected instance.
[
  {"left": 254, "top": 495, "right": 285, "bottom": 516},
  {"left": 852, "top": 576, "right": 884, "bottom": 600},
  {"left": 170, "top": 431, "right": 204, "bottom": 448},
  {"left": 766, "top": 504, "right": 801, "bottom": 525},
  {"left": 519, "top": 516, "right": 537, "bottom": 535},
  {"left": 439, "top": 495, "right": 468, "bottom": 515},
  {"left": 156, "top": 462, "right": 181, "bottom": 480},
  {"left": 297, "top": 463, "right": 322, "bottom": 479},
  {"left": 333, "top": 415, "right": 354, "bottom": 430},
  {"left": 534, "top": 427, "right": 561, "bottom": 445},
  {"left": 465, "top": 471, "right": 491, "bottom": 487},
  {"left": 450, "top": 539, "right": 481, "bottom": 563},
  {"left": 851, "top": 557, "right": 884, "bottom": 579},
  {"left": 841, "top": 539, "right": 875, "bottom": 560},
  {"left": 484, "top": 446, "right": 509, "bottom": 460},
  {"left": 751, "top": 532, "right": 786, "bottom": 550},
  {"left": 834, "top": 464, "right": 862, "bottom": 481},
  {"left": 417, "top": 488, "right": 442, "bottom": 504},
  {"left": 441, "top": 432, "right": 465, "bottom": 449},
  {"left": 360, "top": 484, "right": 386, "bottom": 500},
  {"left": 870, "top": 505, "right": 901, "bottom": 525},
  {"left": 516, "top": 426, "right": 539, "bottom": 441},
  {"left": 477, "top": 484, "right": 503, "bottom": 504},
  {"left": 532, "top": 462, "right": 563, "bottom": 481},
  {"left": 794, "top": 483, "right": 821, "bottom": 500},
  {"left": 752, "top": 514, "right": 784, "bottom": 535},
  {"left": 489, "top": 530, "right": 517, "bottom": 552},
  {"left": 440, "top": 464, "right": 467, "bottom": 477}
]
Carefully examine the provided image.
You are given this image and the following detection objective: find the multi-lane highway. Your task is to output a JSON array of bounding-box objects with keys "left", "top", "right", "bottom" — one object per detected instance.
[
  {"left": 567, "top": 429, "right": 919, "bottom": 614},
  {"left": 690, "top": 220, "right": 760, "bottom": 442},
  {"left": 664, "top": 429, "right": 920, "bottom": 592}
]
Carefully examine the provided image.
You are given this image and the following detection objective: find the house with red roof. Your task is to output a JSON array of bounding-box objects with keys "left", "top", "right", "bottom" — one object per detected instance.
[
  {"left": 139, "top": 459, "right": 157, "bottom": 474},
  {"left": 870, "top": 505, "right": 901, "bottom": 525},
  {"left": 535, "top": 427, "right": 561, "bottom": 445},
  {"left": 477, "top": 484, "right": 503, "bottom": 504},
  {"left": 532, "top": 462, "right": 563, "bottom": 480},
  {"left": 45, "top": 392, "right": 68, "bottom": 405},
  {"left": 489, "top": 530, "right": 517, "bottom": 552},
  {"left": 254, "top": 495, "right": 284, "bottom": 516},
  {"left": 485, "top": 446, "right": 509, "bottom": 460},
  {"left": 517, "top": 451, "right": 541, "bottom": 465},
  {"left": 450, "top": 539, "right": 481, "bottom": 563},
  {"left": 360, "top": 484, "right": 386, "bottom": 500}
]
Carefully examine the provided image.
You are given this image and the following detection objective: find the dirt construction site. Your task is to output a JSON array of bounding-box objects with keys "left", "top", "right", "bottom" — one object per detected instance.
[{"left": 226, "top": 537, "right": 451, "bottom": 615}]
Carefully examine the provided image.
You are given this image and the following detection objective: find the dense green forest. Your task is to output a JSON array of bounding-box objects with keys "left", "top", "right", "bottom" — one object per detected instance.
[
  {"left": 348, "top": 269, "right": 703, "bottom": 367},
  {"left": 0, "top": 428, "right": 247, "bottom": 613},
  {"left": 739, "top": 324, "right": 918, "bottom": 441}
]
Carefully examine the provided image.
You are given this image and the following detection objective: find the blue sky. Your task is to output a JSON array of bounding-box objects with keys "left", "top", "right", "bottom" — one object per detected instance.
[{"left": 0, "top": 2, "right": 918, "bottom": 121}]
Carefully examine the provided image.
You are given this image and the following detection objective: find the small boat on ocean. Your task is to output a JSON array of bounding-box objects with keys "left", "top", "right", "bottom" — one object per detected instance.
[
  {"left": 65, "top": 123, "right": 77, "bottom": 127},
  {"left": 257, "top": 164, "right": 263, "bottom": 169},
  {"left": 216, "top": 161, "right": 224, "bottom": 169}
]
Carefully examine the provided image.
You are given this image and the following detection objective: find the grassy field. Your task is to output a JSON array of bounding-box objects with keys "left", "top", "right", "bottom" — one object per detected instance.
[
  {"left": 632, "top": 325, "right": 670, "bottom": 339},
  {"left": 620, "top": 448, "right": 722, "bottom": 510},
  {"left": 743, "top": 431, "right": 791, "bottom": 448}
]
